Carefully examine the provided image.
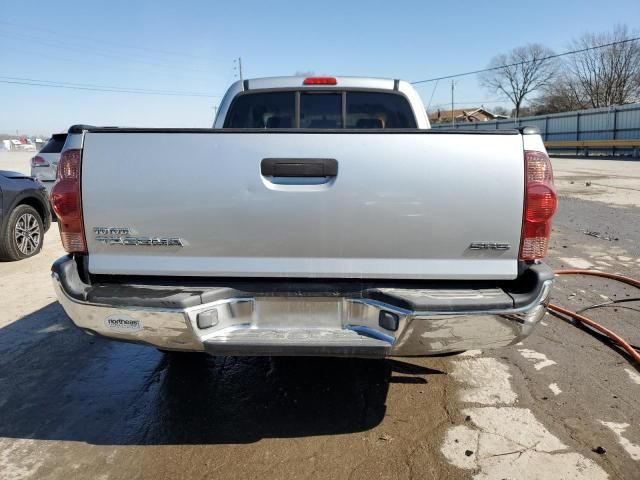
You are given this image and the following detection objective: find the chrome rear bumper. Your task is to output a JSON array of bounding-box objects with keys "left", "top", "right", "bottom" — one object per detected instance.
[{"left": 52, "top": 256, "right": 553, "bottom": 357}]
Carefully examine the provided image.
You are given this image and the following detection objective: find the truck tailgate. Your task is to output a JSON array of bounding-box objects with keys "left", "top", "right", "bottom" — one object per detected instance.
[{"left": 81, "top": 131, "right": 524, "bottom": 280}]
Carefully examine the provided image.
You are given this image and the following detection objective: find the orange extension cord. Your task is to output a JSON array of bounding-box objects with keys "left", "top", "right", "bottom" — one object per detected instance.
[{"left": 549, "top": 269, "right": 640, "bottom": 364}]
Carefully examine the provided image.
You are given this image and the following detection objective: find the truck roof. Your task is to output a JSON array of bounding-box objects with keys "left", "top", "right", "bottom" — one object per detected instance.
[{"left": 244, "top": 76, "right": 399, "bottom": 91}]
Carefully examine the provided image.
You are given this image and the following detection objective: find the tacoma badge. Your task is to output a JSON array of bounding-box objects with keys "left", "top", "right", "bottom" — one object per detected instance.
[
  {"left": 469, "top": 242, "right": 511, "bottom": 250},
  {"left": 94, "top": 227, "right": 185, "bottom": 247}
]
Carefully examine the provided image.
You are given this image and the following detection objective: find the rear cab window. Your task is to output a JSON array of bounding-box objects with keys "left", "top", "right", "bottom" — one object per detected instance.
[
  {"left": 300, "top": 93, "right": 342, "bottom": 128},
  {"left": 346, "top": 92, "right": 415, "bottom": 128},
  {"left": 223, "top": 92, "right": 294, "bottom": 128},
  {"left": 224, "top": 90, "right": 416, "bottom": 129}
]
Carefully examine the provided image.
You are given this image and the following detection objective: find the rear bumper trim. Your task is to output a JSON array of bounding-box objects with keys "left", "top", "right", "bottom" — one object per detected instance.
[{"left": 52, "top": 256, "right": 553, "bottom": 357}]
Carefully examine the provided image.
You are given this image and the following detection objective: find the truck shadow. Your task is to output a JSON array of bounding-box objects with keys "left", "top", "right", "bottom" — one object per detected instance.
[{"left": 0, "top": 302, "right": 443, "bottom": 445}]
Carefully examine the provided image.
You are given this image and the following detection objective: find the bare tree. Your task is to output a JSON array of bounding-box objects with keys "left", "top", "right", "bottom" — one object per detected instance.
[
  {"left": 531, "top": 75, "right": 587, "bottom": 114},
  {"left": 480, "top": 44, "right": 558, "bottom": 117},
  {"left": 566, "top": 25, "right": 640, "bottom": 108}
]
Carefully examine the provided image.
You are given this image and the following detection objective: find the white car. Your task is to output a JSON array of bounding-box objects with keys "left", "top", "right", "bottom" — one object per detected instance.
[{"left": 31, "top": 133, "right": 67, "bottom": 193}]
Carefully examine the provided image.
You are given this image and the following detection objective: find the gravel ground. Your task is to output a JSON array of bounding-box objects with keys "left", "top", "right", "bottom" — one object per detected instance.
[{"left": 0, "top": 152, "right": 638, "bottom": 480}]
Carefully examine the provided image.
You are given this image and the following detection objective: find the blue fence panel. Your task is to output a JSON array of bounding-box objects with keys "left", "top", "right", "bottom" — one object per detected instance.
[
  {"left": 430, "top": 103, "right": 640, "bottom": 157},
  {"left": 616, "top": 107, "right": 640, "bottom": 139},
  {"left": 579, "top": 110, "right": 614, "bottom": 140}
]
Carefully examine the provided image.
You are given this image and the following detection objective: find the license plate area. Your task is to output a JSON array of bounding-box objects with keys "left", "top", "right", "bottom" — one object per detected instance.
[{"left": 254, "top": 297, "right": 344, "bottom": 329}]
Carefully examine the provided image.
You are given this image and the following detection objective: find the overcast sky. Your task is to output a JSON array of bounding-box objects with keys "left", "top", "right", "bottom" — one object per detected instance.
[{"left": 1, "top": 0, "right": 637, "bottom": 135}]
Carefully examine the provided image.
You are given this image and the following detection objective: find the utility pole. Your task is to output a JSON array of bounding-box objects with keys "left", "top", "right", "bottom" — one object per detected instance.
[
  {"left": 233, "top": 57, "right": 244, "bottom": 82},
  {"left": 451, "top": 80, "right": 455, "bottom": 127},
  {"left": 211, "top": 105, "right": 219, "bottom": 126}
]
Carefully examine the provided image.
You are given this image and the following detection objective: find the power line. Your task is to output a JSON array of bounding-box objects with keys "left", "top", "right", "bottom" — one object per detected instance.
[
  {"left": 0, "top": 20, "right": 214, "bottom": 63},
  {"left": 0, "top": 76, "right": 223, "bottom": 96},
  {"left": 425, "top": 79, "right": 439, "bottom": 111},
  {"left": 0, "top": 77, "right": 222, "bottom": 97},
  {"left": 0, "top": 31, "right": 215, "bottom": 74},
  {"left": 411, "top": 36, "right": 640, "bottom": 85},
  {"left": 0, "top": 79, "right": 217, "bottom": 97}
]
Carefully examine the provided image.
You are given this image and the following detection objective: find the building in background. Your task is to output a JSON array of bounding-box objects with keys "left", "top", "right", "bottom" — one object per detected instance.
[{"left": 429, "top": 107, "right": 508, "bottom": 124}]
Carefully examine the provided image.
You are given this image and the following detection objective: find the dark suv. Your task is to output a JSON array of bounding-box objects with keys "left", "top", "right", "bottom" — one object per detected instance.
[{"left": 0, "top": 170, "right": 51, "bottom": 261}]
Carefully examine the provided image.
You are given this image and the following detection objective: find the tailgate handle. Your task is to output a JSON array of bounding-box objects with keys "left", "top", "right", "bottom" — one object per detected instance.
[{"left": 261, "top": 158, "right": 338, "bottom": 177}]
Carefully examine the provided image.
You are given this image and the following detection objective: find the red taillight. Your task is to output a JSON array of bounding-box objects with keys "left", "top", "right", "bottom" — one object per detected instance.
[
  {"left": 519, "top": 150, "right": 557, "bottom": 260},
  {"left": 303, "top": 77, "right": 337, "bottom": 85},
  {"left": 50, "top": 149, "right": 86, "bottom": 253},
  {"left": 31, "top": 155, "right": 49, "bottom": 167}
]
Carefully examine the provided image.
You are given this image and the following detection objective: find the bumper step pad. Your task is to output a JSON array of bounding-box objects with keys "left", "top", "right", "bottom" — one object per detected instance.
[{"left": 203, "top": 327, "right": 392, "bottom": 357}]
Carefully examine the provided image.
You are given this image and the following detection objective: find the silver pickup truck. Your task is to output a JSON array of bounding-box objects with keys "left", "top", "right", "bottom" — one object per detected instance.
[{"left": 50, "top": 76, "right": 557, "bottom": 357}]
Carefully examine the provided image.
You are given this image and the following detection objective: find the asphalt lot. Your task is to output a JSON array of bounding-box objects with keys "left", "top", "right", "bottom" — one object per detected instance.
[{"left": 0, "top": 151, "right": 639, "bottom": 479}]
